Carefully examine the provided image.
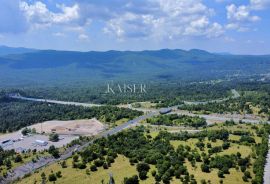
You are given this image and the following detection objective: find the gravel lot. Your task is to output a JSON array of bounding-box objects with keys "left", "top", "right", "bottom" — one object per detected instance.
[
  {"left": 0, "top": 132, "right": 78, "bottom": 152},
  {"left": 0, "top": 119, "right": 105, "bottom": 152},
  {"left": 28, "top": 118, "right": 104, "bottom": 136}
]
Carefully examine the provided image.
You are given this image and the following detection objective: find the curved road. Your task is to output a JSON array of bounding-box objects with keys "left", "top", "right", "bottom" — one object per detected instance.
[
  {"left": 5, "top": 89, "right": 270, "bottom": 184},
  {"left": 8, "top": 89, "right": 240, "bottom": 109}
]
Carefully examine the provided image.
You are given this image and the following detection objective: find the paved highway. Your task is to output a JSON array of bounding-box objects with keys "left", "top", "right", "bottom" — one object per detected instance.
[
  {"left": 8, "top": 89, "right": 240, "bottom": 109},
  {"left": 172, "top": 110, "right": 270, "bottom": 125},
  {"left": 9, "top": 94, "right": 103, "bottom": 108},
  {"left": 2, "top": 110, "right": 159, "bottom": 184},
  {"left": 264, "top": 136, "right": 270, "bottom": 184},
  {"left": 5, "top": 89, "right": 270, "bottom": 184},
  {"left": 183, "top": 89, "right": 240, "bottom": 105}
]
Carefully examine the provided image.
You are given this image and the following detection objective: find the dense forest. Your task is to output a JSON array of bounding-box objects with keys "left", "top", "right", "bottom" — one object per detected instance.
[
  {"left": 0, "top": 95, "right": 142, "bottom": 133},
  {"left": 3, "top": 82, "right": 232, "bottom": 105},
  {"left": 1, "top": 47, "right": 270, "bottom": 87},
  {"left": 146, "top": 114, "right": 207, "bottom": 128},
  {"left": 3, "top": 80, "right": 270, "bottom": 109}
]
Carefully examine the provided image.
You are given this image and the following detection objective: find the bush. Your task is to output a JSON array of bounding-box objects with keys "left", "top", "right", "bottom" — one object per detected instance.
[
  {"left": 49, "top": 133, "right": 59, "bottom": 142},
  {"left": 48, "top": 173, "right": 57, "bottom": 182},
  {"left": 136, "top": 162, "right": 150, "bottom": 173},
  {"left": 94, "top": 159, "right": 104, "bottom": 167},
  {"left": 244, "top": 171, "right": 251, "bottom": 178},
  {"left": 139, "top": 170, "right": 148, "bottom": 180},
  {"left": 48, "top": 145, "right": 59, "bottom": 158},
  {"left": 151, "top": 170, "right": 156, "bottom": 177},
  {"left": 124, "top": 175, "right": 139, "bottom": 184},
  {"left": 240, "top": 136, "right": 255, "bottom": 143},
  {"left": 21, "top": 128, "right": 31, "bottom": 136},
  {"left": 218, "top": 170, "right": 224, "bottom": 178},
  {"left": 242, "top": 175, "right": 249, "bottom": 182},
  {"left": 201, "top": 164, "right": 210, "bottom": 173},
  {"left": 77, "top": 162, "right": 86, "bottom": 169},
  {"left": 222, "top": 166, "right": 230, "bottom": 174},
  {"left": 90, "top": 165, "right": 97, "bottom": 171},
  {"left": 103, "top": 162, "right": 108, "bottom": 169},
  {"left": 86, "top": 169, "right": 90, "bottom": 175},
  {"left": 241, "top": 165, "right": 247, "bottom": 172},
  {"left": 56, "top": 171, "right": 62, "bottom": 178},
  {"left": 201, "top": 179, "right": 207, "bottom": 184},
  {"left": 61, "top": 160, "right": 67, "bottom": 168},
  {"left": 14, "top": 154, "right": 22, "bottom": 163},
  {"left": 222, "top": 142, "right": 230, "bottom": 150},
  {"left": 73, "top": 155, "right": 79, "bottom": 162}
]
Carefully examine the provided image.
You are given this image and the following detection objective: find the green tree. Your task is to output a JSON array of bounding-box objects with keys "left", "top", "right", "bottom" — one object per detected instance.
[
  {"left": 49, "top": 133, "right": 59, "bottom": 142},
  {"left": 48, "top": 173, "right": 57, "bottom": 182}
]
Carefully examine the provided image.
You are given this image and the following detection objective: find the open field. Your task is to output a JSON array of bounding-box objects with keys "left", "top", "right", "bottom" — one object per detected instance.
[
  {"left": 17, "top": 155, "right": 156, "bottom": 184},
  {"left": 17, "top": 122, "right": 263, "bottom": 184},
  {"left": 28, "top": 118, "right": 105, "bottom": 136}
]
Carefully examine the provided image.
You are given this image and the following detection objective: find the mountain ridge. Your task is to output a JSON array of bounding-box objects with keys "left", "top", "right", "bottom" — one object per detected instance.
[{"left": 0, "top": 46, "right": 270, "bottom": 87}]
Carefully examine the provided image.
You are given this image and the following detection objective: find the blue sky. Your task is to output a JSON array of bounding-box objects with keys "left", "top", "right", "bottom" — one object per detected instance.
[{"left": 0, "top": 0, "right": 270, "bottom": 54}]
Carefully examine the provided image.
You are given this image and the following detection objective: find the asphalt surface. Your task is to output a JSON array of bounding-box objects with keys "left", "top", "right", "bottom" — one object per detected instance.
[
  {"left": 183, "top": 89, "right": 240, "bottom": 105},
  {"left": 5, "top": 90, "right": 270, "bottom": 184},
  {"left": 2, "top": 111, "right": 159, "bottom": 184},
  {"left": 9, "top": 95, "right": 102, "bottom": 107},
  {"left": 173, "top": 111, "right": 270, "bottom": 125},
  {"left": 264, "top": 136, "right": 270, "bottom": 184}
]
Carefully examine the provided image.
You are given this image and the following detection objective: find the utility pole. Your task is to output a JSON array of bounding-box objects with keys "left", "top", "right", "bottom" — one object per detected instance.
[{"left": 41, "top": 122, "right": 43, "bottom": 134}]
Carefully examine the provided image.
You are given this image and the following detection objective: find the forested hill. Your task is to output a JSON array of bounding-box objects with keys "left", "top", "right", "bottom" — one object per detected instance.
[
  {"left": 0, "top": 45, "right": 37, "bottom": 56},
  {"left": 0, "top": 47, "right": 270, "bottom": 86}
]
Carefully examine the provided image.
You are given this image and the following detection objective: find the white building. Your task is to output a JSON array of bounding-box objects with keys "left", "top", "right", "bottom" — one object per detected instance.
[{"left": 35, "top": 140, "right": 48, "bottom": 146}]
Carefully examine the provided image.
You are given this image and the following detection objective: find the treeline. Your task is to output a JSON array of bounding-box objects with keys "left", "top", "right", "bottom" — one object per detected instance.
[
  {"left": 253, "top": 133, "right": 269, "bottom": 184},
  {"left": 146, "top": 114, "right": 207, "bottom": 128},
  {"left": 0, "top": 147, "right": 23, "bottom": 180},
  {"left": 180, "top": 99, "right": 250, "bottom": 114},
  {"left": 181, "top": 92, "right": 270, "bottom": 118},
  {"left": 177, "top": 81, "right": 270, "bottom": 117},
  {"left": 4, "top": 82, "right": 231, "bottom": 106},
  {"left": 0, "top": 98, "right": 142, "bottom": 133}
]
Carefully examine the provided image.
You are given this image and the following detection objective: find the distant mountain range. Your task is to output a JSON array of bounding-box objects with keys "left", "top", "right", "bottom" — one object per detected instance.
[
  {"left": 0, "top": 46, "right": 270, "bottom": 87},
  {"left": 0, "top": 46, "right": 37, "bottom": 56}
]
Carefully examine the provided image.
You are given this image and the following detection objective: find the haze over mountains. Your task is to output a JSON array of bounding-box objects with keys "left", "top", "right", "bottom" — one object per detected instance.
[{"left": 0, "top": 46, "right": 270, "bottom": 87}]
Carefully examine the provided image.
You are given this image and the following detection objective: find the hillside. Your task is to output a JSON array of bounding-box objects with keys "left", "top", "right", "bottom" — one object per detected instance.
[
  {"left": 0, "top": 47, "right": 270, "bottom": 86},
  {"left": 0, "top": 46, "right": 37, "bottom": 56}
]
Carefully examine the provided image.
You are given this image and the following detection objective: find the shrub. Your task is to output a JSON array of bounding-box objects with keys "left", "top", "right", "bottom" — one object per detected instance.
[
  {"left": 48, "top": 173, "right": 57, "bottom": 182},
  {"left": 124, "top": 175, "right": 139, "bottom": 184},
  {"left": 56, "top": 171, "right": 62, "bottom": 178},
  {"left": 90, "top": 165, "right": 97, "bottom": 171},
  {"left": 218, "top": 170, "right": 224, "bottom": 178}
]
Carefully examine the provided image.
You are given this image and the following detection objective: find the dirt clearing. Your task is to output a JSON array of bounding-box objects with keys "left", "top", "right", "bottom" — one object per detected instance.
[{"left": 29, "top": 118, "right": 105, "bottom": 136}]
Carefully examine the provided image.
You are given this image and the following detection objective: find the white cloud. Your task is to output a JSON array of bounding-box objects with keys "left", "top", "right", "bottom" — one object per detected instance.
[
  {"left": 103, "top": 0, "right": 223, "bottom": 40},
  {"left": 225, "top": 23, "right": 249, "bottom": 32},
  {"left": 20, "top": 1, "right": 81, "bottom": 28},
  {"left": 226, "top": 4, "right": 260, "bottom": 22},
  {"left": 225, "top": 3, "right": 262, "bottom": 31},
  {"left": 52, "top": 32, "right": 65, "bottom": 37},
  {"left": 78, "top": 33, "right": 89, "bottom": 40},
  {"left": 250, "top": 0, "right": 270, "bottom": 10}
]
